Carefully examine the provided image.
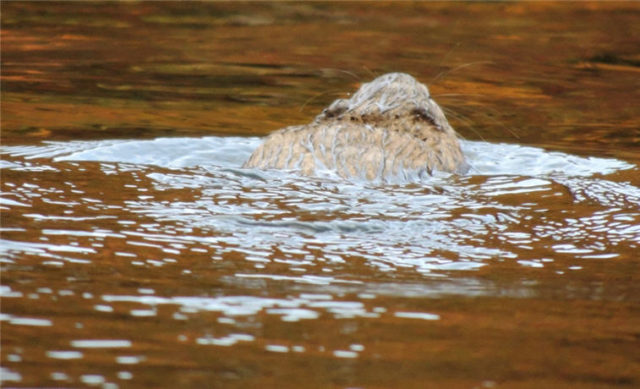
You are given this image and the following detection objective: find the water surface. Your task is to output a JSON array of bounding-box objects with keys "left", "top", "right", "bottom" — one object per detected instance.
[{"left": 2, "top": 2, "right": 640, "bottom": 388}]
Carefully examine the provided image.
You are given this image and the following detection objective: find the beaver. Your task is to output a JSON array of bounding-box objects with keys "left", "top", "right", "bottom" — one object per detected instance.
[{"left": 243, "top": 72, "right": 468, "bottom": 181}]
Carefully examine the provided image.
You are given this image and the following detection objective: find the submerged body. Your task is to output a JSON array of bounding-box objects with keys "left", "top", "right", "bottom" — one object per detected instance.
[{"left": 244, "top": 73, "right": 468, "bottom": 181}]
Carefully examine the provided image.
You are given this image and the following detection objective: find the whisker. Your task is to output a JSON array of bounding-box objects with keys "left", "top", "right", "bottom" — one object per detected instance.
[
  {"left": 432, "top": 93, "right": 486, "bottom": 99},
  {"left": 361, "top": 66, "right": 378, "bottom": 79},
  {"left": 322, "top": 68, "right": 362, "bottom": 81},
  {"left": 445, "top": 103, "right": 521, "bottom": 140},
  {"left": 299, "top": 90, "right": 348, "bottom": 113},
  {"left": 442, "top": 106, "right": 487, "bottom": 142},
  {"left": 435, "top": 42, "right": 462, "bottom": 70},
  {"left": 430, "top": 61, "right": 494, "bottom": 85}
]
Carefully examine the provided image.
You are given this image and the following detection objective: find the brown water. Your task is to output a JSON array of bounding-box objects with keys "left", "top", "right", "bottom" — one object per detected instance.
[{"left": 1, "top": 3, "right": 639, "bottom": 388}]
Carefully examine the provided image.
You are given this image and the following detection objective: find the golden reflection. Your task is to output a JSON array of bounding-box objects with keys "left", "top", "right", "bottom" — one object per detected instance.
[{"left": 1, "top": 2, "right": 639, "bottom": 388}]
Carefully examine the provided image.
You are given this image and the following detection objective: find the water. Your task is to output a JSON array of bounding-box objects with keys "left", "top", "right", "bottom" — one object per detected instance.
[
  {"left": 2, "top": 135, "right": 639, "bottom": 387},
  {"left": 2, "top": 136, "right": 636, "bottom": 274},
  {"left": 2, "top": 2, "right": 640, "bottom": 388}
]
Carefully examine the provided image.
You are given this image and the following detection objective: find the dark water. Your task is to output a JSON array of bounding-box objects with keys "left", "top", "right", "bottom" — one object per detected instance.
[{"left": 1, "top": 3, "right": 639, "bottom": 388}]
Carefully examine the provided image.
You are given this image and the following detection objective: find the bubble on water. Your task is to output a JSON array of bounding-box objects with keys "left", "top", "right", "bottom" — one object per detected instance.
[
  {"left": 46, "top": 350, "right": 83, "bottom": 360},
  {"left": 333, "top": 350, "right": 358, "bottom": 358},
  {"left": 71, "top": 340, "right": 132, "bottom": 348},
  {"left": 50, "top": 372, "right": 69, "bottom": 381},
  {"left": 0, "top": 367, "right": 22, "bottom": 382},
  {"left": 5, "top": 315, "right": 53, "bottom": 327},
  {"left": 80, "top": 374, "right": 105, "bottom": 385},
  {"left": 116, "top": 356, "right": 146, "bottom": 365},
  {"left": 394, "top": 311, "right": 441, "bottom": 321},
  {"left": 265, "top": 344, "right": 289, "bottom": 353}
]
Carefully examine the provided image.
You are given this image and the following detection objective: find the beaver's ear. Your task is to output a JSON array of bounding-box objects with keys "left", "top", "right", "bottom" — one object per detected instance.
[{"left": 320, "top": 99, "right": 349, "bottom": 119}]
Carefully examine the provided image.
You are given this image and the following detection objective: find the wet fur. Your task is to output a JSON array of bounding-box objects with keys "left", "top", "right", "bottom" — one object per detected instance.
[{"left": 243, "top": 73, "right": 468, "bottom": 181}]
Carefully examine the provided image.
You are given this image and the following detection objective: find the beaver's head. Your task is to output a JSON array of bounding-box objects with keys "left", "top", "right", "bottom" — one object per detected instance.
[
  {"left": 244, "top": 72, "right": 468, "bottom": 179},
  {"left": 315, "top": 73, "right": 456, "bottom": 143}
]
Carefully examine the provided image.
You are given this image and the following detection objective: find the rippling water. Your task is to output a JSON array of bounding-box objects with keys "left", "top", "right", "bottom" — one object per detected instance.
[
  {"left": 2, "top": 2, "right": 640, "bottom": 388},
  {"left": 2, "top": 134, "right": 638, "bottom": 386},
  {"left": 2, "top": 136, "right": 637, "bottom": 277},
  {"left": 3, "top": 136, "right": 640, "bottom": 388},
  {"left": 3, "top": 140, "right": 639, "bottom": 327}
]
